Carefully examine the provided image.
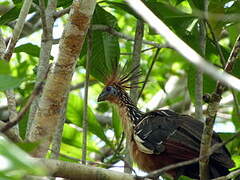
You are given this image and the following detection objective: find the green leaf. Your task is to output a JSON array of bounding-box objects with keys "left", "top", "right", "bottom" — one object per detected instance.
[
  {"left": 0, "top": 135, "right": 45, "bottom": 179},
  {"left": 104, "top": 2, "right": 140, "bottom": 19},
  {"left": 18, "top": 110, "right": 29, "bottom": 139},
  {"left": 80, "top": 4, "right": 120, "bottom": 82},
  {"left": 231, "top": 92, "right": 240, "bottom": 131},
  {"left": 14, "top": 43, "right": 45, "bottom": 58},
  {"left": 146, "top": 1, "right": 195, "bottom": 35},
  {"left": 232, "top": 155, "right": 240, "bottom": 169},
  {"left": 57, "top": 0, "right": 73, "bottom": 8},
  {"left": 232, "top": 58, "right": 240, "bottom": 79},
  {"left": 187, "top": 0, "right": 204, "bottom": 10},
  {"left": 66, "top": 93, "right": 111, "bottom": 146},
  {"left": 218, "top": 132, "right": 240, "bottom": 155},
  {"left": 187, "top": 65, "right": 216, "bottom": 103},
  {"left": 0, "top": 4, "right": 21, "bottom": 25},
  {"left": 112, "top": 105, "right": 122, "bottom": 141},
  {"left": 16, "top": 142, "right": 39, "bottom": 153},
  {"left": 62, "top": 124, "right": 101, "bottom": 154},
  {"left": 0, "top": 75, "right": 23, "bottom": 91},
  {"left": 0, "top": 60, "right": 10, "bottom": 75}
]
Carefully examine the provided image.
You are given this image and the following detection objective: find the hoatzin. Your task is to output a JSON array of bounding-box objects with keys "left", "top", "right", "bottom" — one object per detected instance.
[{"left": 97, "top": 66, "right": 235, "bottom": 179}]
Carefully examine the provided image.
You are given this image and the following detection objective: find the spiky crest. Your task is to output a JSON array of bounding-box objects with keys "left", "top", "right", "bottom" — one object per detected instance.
[{"left": 104, "top": 60, "right": 142, "bottom": 90}]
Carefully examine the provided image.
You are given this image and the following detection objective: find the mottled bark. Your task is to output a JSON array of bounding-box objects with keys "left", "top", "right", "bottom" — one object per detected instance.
[{"left": 27, "top": 0, "right": 96, "bottom": 157}]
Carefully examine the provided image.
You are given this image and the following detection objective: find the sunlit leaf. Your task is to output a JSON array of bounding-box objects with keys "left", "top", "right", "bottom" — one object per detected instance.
[
  {"left": 0, "top": 135, "right": 44, "bottom": 179},
  {"left": 0, "top": 60, "right": 10, "bottom": 75},
  {"left": 112, "top": 105, "right": 122, "bottom": 141},
  {"left": 66, "top": 93, "right": 111, "bottom": 146},
  {"left": 62, "top": 124, "right": 101, "bottom": 154},
  {"left": 80, "top": 4, "right": 120, "bottom": 82},
  {"left": 14, "top": 43, "right": 41, "bottom": 58},
  {"left": 0, "top": 75, "right": 23, "bottom": 91},
  {"left": 0, "top": 4, "right": 22, "bottom": 25}
]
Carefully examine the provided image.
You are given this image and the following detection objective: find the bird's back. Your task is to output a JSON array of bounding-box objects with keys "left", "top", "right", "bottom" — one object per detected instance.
[{"left": 132, "top": 110, "right": 235, "bottom": 179}]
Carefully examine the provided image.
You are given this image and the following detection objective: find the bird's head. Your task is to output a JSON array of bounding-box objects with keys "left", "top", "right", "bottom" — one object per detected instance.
[
  {"left": 97, "top": 84, "right": 121, "bottom": 103},
  {"left": 97, "top": 64, "right": 141, "bottom": 104}
]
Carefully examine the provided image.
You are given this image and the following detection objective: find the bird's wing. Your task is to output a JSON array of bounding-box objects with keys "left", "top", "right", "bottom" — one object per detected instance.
[
  {"left": 134, "top": 109, "right": 234, "bottom": 168},
  {"left": 134, "top": 110, "right": 201, "bottom": 159}
]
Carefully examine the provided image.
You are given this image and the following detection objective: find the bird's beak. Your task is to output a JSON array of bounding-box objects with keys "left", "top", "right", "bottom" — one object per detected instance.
[{"left": 97, "top": 90, "right": 108, "bottom": 102}]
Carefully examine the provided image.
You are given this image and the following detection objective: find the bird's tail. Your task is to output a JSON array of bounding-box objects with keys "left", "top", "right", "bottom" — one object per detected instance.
[{"left": 210, "top": 164, "right": 230, "bottom": 178}]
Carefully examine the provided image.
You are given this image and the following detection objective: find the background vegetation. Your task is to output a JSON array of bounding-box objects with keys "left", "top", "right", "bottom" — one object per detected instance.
[{"left": 0, "top": 0, "right": 239, "bottom": 179}]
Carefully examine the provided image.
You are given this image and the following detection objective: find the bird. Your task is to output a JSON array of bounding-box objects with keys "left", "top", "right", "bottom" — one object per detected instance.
[{"left": 97, "top": 64, "right": 235, "bottom": 179}]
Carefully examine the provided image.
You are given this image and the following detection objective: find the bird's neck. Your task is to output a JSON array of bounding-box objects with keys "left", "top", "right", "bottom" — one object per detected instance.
[{"left": 117, "top": 90, "right": 143, "bottom": 128}]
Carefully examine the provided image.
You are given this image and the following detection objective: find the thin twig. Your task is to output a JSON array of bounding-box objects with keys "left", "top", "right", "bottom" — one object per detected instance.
[
  {"left": 92, "top": 24, "right": 168, "bottom": 49},
  {"left": 4, "top": 0, "right": 33, "bottom": 61},
  {"left": 1, "top": 83, "right": 43, "bottom": 132},
  {"left": 138, "top": 48, "right": 160, "bottom": 100},
  {"left": 200, "top": 34, "right": 240, "bottom": 180},
  {"left": 212, "top": 169, "right": 240, "bottom": 180},
  {"left": 198, "top": 1, "right": 207, "bottom": 178},
  {"left": 125, "top": 19, "right": 144, "bottom": 174},
  {"left": 54, "top": 7, "right": 71, "bottom": 19},
  {"left": 82, "top": 30, "right": 93, "bottom": 164},
  {"left": 195, "top": 19, "right": 205, "bottom": 121},
  {"left": 4, "top": 90, "right": 19, "bottom": 133},
  {"left": 205, "top": 20, "right": 226, "bottom": 66},
  {"left": 121, "top": 47, "right": 156, "bottom": 55},
  {"left": 144, "top": 130, "right": 240, "bottom": 179},
  {"left": 0, "top": 30, "right": 18, "bottom": 129},
  {"left": 52, "top": 25, "right": 169, "bottom": 49},
  {"left": 0, "top": 66, "right": 50, "bottom": 132}
]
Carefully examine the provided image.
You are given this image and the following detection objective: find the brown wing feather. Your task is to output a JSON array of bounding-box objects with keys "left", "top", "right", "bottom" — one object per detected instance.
[{"left": 134, "top": 109, "right": 234, "bottom": 169}]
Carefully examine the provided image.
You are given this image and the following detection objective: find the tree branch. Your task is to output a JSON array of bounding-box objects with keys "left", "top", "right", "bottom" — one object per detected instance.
[
  {"left": 199, "top": 1, "right": 208, "bottom": 178},
  {"left": 53, "top": 24, "right": 169, "bottom": 49},
  {"left": 0, "top": 121, "right": 22, "bottom": 142},
  {"left": 212, "top": 169, "right": 240, "bottom": 180},
  {"left": 144, "top": 130, "right": 240, "bottom": 179},
  {"left": 92, "top": 24, "right": 168, "bottom": 49},
  {"left": 200, "top": 34, "right": 240, "bottom": 180},
  {"left": 82, "top": 30, "right": 93, "bottom": 164},
  {"left": 0, "top": 67, "right": 49, "bottom": 133},
  {"left": 53, "top": 7, "right": 71, "bottom": 19},
  {"left": 125, "top": 19, "right": 144, "bottom": 174},
  {"left": 37, "top": 158, "right": 135, "bottom": 180},
  {"left": 138, "top": 48, "right": 160, "bottom": 100},
  {"left": 4, "top": 0, "right": 33, "bottom": 61},
  {"left": 26, "top": 0, "right": 57, "bottom": 138},
  {"left": 27, "top": 0, "right": 96, "bottom": 157},
  {"left": 125, "top": 0, "right": 240, "bottom": 91}
]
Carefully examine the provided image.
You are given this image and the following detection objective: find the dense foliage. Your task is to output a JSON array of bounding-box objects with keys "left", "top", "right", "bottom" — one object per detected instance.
[{"left": 0, "top": 0, "right": 239, "bottom": 179}]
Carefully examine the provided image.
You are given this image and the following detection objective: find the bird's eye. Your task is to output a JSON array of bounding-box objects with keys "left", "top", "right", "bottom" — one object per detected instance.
[{"left": 106, "top": 86, "right": 112, "bottom": 92}]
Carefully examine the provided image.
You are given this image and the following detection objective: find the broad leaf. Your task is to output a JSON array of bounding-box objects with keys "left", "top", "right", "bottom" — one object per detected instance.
[
  {"left": 0, "top": 3, "right": 22, "bottom": 25},
  {"left": 0, "top": 135, "right": 44, "bottom": 179},
  {"left": 14, "top": 43, "right": 41, "bottom": 58},
  {"left": 81, "top": 4, "right": 120, "bottom": 82},
  {"left": 112, "top": 105, "right": 122, "bottom": 141},
  {"left": 0, "top": 75, "right": 23, "bottom": 91},
  {"left": 0, "top": 60, "right": 10, "bottom": 75},
  {"left": 66, "top": 93, "right": 111, "bottom": 146},
  {"left": 62, "top": 124, "right": 101, "bottom": 154}
]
